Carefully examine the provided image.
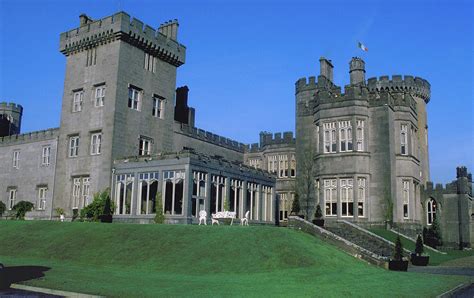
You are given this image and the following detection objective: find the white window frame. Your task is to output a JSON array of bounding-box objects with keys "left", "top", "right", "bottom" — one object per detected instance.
[
  {"left": 69, "top": 136, "right": 79, "bottom": 157},
  {"left": 290, "top": 154, "right": 296, "bottom": 177},
  {"left": 339, "top": 121, "right": 353, "bottom": 152},
  {"left": 38, "top": 187, "right": 47, "bottom": 210},
  {"left": 278, "top": 155, "right": 288, "bottom": 178},
  {"left": 267, "top": 155, "right": 277, "bottom": 174},
  {"left": 323, "top": 122, "right": 337, "bottom": 153},
  {"left": 72, "top": 178, "right": 81, "bottom": 208},
  {"left": 357, "top": 178, "right": 366, "bottom": 217},
  {"left": 90, "top": 132, "right": 102, "bottom": 155},
  {"left": 163, "top": 170, "right": 186, "bottom": 215},
  {"left": 94, "top": 85, "right": 106, "bottom": 107},
  {"left": 128, "top": 86, "right": 142, "bottom": 111},
  {"left": 152, "top": 95, "right": 165, "bottom": 118},
  {"left": 401, "top": 124, "right": 408, "bottom": 155},
  {"left": 340, "top": 179, "right": 353, "bottom": 217},
  {"left": 324, "top": 179, "right": 337, "bottom": 216},
  {"left": 8, "top": 188, "right": 16, "bottom": 210},
  {"left": 249, "top": 158, "right": 261, "bottom": 169},
  {"left": 279, "top": 193, "right": 288, "bottom": 221},
  {"left": 82, "top": 177, "right": 91, "bottom": 207},
  {"left": 402, "top": 180, "right": 410, "bottom": 219},
  {"left": 12, "top": 150, "right": 20, "bottom": 168},
  {"left": 356, "top": 120, "right": 365, "bottom": 152},
  {"left": 72, "top": 90, "right": 83, "bottom": 112},
  {"left": 138, "top": 172, "right": 160, "bottom": 215},
  {"left": 139, "top": 137, "right": 152, "bottom": 156},
  {"left": 427, "top": 198, "right": 437, "bottom": 225},
  {"left": 42, "top": 146, "right": 51, "bottom": 166}
]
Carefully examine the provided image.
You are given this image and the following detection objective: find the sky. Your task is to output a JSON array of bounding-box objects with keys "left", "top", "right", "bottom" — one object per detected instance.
[{"left": 0, "top": 0, "right": 472, "bottom": 184}]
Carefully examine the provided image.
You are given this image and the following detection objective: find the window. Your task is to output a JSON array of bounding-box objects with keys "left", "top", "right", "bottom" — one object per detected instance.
[
  {"left": 401, "top": 124, "right": 408, "bottom": 155},
  {"left": 115, "top": 174, "right": 134, "bottom": 215},
  {"left": 427, "top": 198, "right": 437, "bottom": 225},
  {"left": 86, "top": 47, "right": 97, "bottom": 66},
  {"left": 403, "top": 180, "right": 410, "bottom": 218},
  {"left": 144, "top": 53, "right": 157, "bottom": 72},
  {"left": 90, "top": 132, "right": 102, "bottom": 155},
  {"left": 72, "top": 176, "right": 90, "bottom": 209},
  {"left": 94, "top": 85, "right": 106, "bottom": 107},
  {"left": 340, "top": 179, "right": 354, "bottom": 217},
  {"left": 163, "top": 171, "right": 185, "bottom": 215},
  {"left": 248, "top": 158, "right": 261, "bottom": 169},
  {"left": 290, "top": 155, "right": 296, "bottom": 177},
  {"left": 230, "top": 179, "right": 244, "bottom": 216},
  {"left": 279, "top": 193, "right": 288, "bottom": 221},
  {"left": 247, "top": 182, "right": 259, "bottom": 220},
  {"left": 324, "top": 179, "right": 337, "bottom": 216},
  {"left": 267, "top": 155, "right": 277, "bottom": 174},
  {"left": 72, "top": 90, "right": 83, "bottom": 112},
  {"left": 152, "top": 95, "right": 165, "bottom": 118},
  {"left": 357, "top": 178, "right": 366, "bottom": 217},
  {"left": 210, "top": 175, "right": 226, "bottom": 214},
  {"left": 139, "top": 137, "right": 152, "bottom": 156},
  {"left": 323, "top": 122, "right": 337, "bottom": 153},
  {"left": 339, "top": 121, "right": 353, "bottom": 152},
  {"left": 69, "top": 136, "right": 79, "bottom": 157},
  {"left": 278, "top": 155, "right": 288, "bottom": 178},
  {"left": 138, "top": 172, "right": 159, "bottom": 215},
  {"left": 38, "top": 187, "right": 47, "bottom": 210},
  {"left": 42, "top": 146, "right": 51, "bottom": 166},
  {"left": 262, "top": 186, "right": 273, "bottom": 222},
  {"left": 128, "top": 86, "right": 142, "bottom": 111},
  {"left": 356, "top": 120, "right": 365, "bottom": 151},
  {"left": 82, "top": 177, "right": 91, "bottom": 207},
  {"left": 8, "top": 188, "right": 16, "bottom": 210},
  {"left": 192, "top": 172, "right": 208, "bottom": 217},
  {"left": 12, "top": 150, "right": 20, "bottom": 168},
  {"left": 316, "top": 123, "right": 320, "bottom": 153}
]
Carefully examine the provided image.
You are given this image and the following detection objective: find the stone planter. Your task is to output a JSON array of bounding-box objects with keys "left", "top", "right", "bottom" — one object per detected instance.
[
  {"left": 312, "top": 219, "right": 325, "bottom": 227},
  {"left": 100, "top": 214, "right": 113, "bottom": 223},
  {"left": 410, "top": 254, "right": 429, "bottom": 266},
  {"left": 388, "top": 260, "right": 409, "bottom": 271}
]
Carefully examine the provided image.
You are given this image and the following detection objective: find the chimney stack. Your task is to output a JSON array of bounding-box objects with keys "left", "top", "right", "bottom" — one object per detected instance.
[
  {"left": 79, "top": 14, "right": 93, "bottom": 26},
  {"left": 349, "top": 57, "right": 366, "bottom": 85},
  {"left": 159, "top": 19, "right": 179, "bottom": 41},
  {"left": 319, "top": 57, "right": 334, "bottom": 82}
]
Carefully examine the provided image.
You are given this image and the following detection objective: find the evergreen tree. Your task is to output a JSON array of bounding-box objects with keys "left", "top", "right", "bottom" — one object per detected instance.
[
  {"left": 314, "top": 204, "right": 323, "bottom": 219},
  {"left": 291, "top": 194, "right": 300, "bottom": 214},
  {"left": 430, "top": 217, "right": 442, "bottom": 247},
  {"left": 415, "top": 234, "right": 424, "bottom": 256},
  {"left": 393, "top": 235, "right": 403, "bottom": 261},
  {"left": 12, "top": 201, "right": 34, "bottom": 220},
  {"left": 154, "top": 192, "right": 165, "bottom": 224}
]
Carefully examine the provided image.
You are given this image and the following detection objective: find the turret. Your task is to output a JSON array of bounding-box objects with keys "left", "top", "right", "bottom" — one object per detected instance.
[
  {"left": 349, "top": 57, "right": 365, "bottom": 85},
  {"left": 319, "top": 57, "right": 334, "bottom": 82},
  {"left": 0, "top": 102, "right": 23, "bottom": 137}
]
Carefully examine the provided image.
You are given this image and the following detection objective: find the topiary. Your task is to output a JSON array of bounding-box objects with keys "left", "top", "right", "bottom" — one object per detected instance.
[
  {"left": 154, "top": 192, "right": 165, "bottom": 224},
  {"left": 392, "top": 235, "right": 403, "bottom": 261},
  {"left": 12, "top": 201, "right": 34, "bottom": 220},
  {"left": 314, "top": 204, "right": 323, "bottom": 219},
  {"left": 415, "top": 234, "right": 424, "bottom": 256},
  {"left": 0, "top": 201, "right": 6, "bottom": 217},
  {"left": 291, "top": 194, "right": 300, "bottom": 215}
]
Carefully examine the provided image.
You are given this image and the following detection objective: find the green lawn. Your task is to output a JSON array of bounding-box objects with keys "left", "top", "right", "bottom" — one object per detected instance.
[
  {"left": 369, "top": 229, "right": 474, "bottom": 266},
  {"left": 0, "top": 221, "right": 471, "bottom": 297}
]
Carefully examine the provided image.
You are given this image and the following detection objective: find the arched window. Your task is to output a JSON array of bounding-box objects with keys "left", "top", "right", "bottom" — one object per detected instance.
[{"left": 427, "top": 198, "right": 437, "bottom": 225}]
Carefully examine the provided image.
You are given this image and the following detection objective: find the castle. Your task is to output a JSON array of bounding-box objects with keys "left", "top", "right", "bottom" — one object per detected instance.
[{"left": 0, "top": 12, "right": 472, "bottom": 247}]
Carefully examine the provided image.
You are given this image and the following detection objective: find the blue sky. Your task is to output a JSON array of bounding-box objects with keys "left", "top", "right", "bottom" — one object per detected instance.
[{"left": 0, "top": 0, "right": 472, "bottom": 183}]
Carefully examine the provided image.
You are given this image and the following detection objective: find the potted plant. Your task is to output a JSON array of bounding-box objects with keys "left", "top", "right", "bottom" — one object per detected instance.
[
  {"left": 388, "top": 235, "right": 408, "bottom": 271},
  {"left": 312, "top": 205, "right": 324, "bottom": 227},
  {"left": 411, "top": 234, "right": 429, "bottom": 266},
  {"left": 99, "top": 189, "right": 113, "bottom": 223}
]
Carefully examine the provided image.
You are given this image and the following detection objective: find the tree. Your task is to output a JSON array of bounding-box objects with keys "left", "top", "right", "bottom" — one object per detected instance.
[
  {"left": 296, "top": 149, "right": 316, "bottom": 219},
  {"left": 314, "top": 204, "right": 323, "bottom": 219},
  {"left": 424, "top": 217, "right": 442, "bottom": 248},
  {"left": 0, "top": 201, "right": 5, "bottom": 217},
  {"left": 415, "top": 234, "right": 424, "bottom": 256},
  {"left": 12, "top": 201, "right": 34, "bottom": 220},
  {"left": 290, "top": 193, "right": 300, "bottom": 215},
  {"left": 154, "top": 192, "right": 165, "bottom": 224},
  {"left": 392, "top": 235, "right": 403, "bottom": 261},
  {"left": 80, "top": 188, "right": 114, "bottom": 222}
]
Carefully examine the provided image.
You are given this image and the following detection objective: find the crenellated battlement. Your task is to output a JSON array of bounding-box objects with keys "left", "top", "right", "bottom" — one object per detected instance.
[
  {"left": 176, "top": 123, "right": 246, "bottom": 153},
  {"left": 60, "top": 11, "right": 186, "bottom": 67},
  {"left": 295, "top": 76, "right": 341, "bottom": 94},
  {"left": 245, "top": 131, "right": 295, "bottom": 152},
  {"left": 0, "top": 102, "right": 23, "bottom": 112},
  {"left": 0, "top": 127, "right": 59, "bottom": 145},
  {"left": 367, "top": 75, "right": 430, "bottom": 103}
]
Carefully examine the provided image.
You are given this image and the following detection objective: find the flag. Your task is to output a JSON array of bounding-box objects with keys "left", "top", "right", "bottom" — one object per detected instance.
[{"left": 358, "top": 42, "right": 368, "bottom": 52}]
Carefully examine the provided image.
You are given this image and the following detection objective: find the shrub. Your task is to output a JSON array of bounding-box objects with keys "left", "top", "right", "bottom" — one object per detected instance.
[
  {"left": 291, "top": 194, "right": 300, "bottom": 214},
  {"left": 12, "top": 201, "right": 34, "bottom": 220},
  {"left": 415, "top": 234, "right": 424, "bottom": 256},
  {"left": 424, "top": 218, "right": 442, "bottom": 248},
  {"left": 55, "top": 207, "right": 64, "bottom": 216},
  {"left": 80, "top": 188, "right": 114, "bottom": 222},
  {"left": 154, "top": 192, "right": 165, "bottom": 224},
  {"left": 314, "top": 204, "right": 323, "bottom": 219},
  {"left": 0, "top": 201, "right": 6, "bottom": 217},
  {"left": 392, "top": 235, "right": 403, "bottom": 261}
]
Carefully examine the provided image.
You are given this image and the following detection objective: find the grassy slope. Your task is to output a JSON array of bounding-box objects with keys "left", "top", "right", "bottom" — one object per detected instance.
[
  {"left": 369, "top": 229, "right": 474, "bottom": 266},
  {"left": 0, "top": 221, "right": 471, "bottom": 297}
]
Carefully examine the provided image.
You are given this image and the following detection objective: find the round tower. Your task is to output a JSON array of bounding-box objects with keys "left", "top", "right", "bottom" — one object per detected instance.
[
  {"left": 0, "top": 101, "right": 23, "bottom": 137},
  {"left": 349, "top": 57, "right": 366, "bottom": 85}
]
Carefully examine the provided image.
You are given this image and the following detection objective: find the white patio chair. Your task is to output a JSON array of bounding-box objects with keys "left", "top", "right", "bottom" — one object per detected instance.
[
  {"left": 241, "top": 210, "right": 250, "bottom": 226},
  {"left": 198, "top": 210, "right": 207, "bottom": 225},
  {"left": 211, "top": 216, "right": 220, "bottom": 226}
]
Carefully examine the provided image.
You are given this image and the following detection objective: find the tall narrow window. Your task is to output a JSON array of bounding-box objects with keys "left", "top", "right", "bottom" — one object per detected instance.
[
  {"left": 324, "top": 179, "right": 337, "bottom": 216},
  {"left": 82, "top": 177, "right": 91, "bottom": 207},
  {"left": 248, "top": 158, "right": 261, "bottom": 169},
  {"left": 278, "top": 155, "right": 288, "bottom": 178},
  {"left": 152, "top": 95, "right": 165, "bottom": 118},
  {"left": 90, "top": 132, "right": 102, "bottom": 155},
  {"left": 72, "top": 90, "right": 83, "bottom": 112},
  {"left": 86, "top": 47, "right": 97, "bottom": 66},
  {"left": 290, "top": 154, "right": 296, "bottom": 177},
  {"left": 115, "top": 174, "right": 134, "bottom": 215},
  {"left": 72, "top": 178, "right": 81, "bottom": 208},
  {"left": 323, "top": 122, "right": 337, "bottom": 153},
  {"left": 340, "top": 179, "right": 354, "bottom": 216},
  {"left": 38, "top": 187, "right": 47, "bottom": 210},
  {"left": 279, "top": 193, "right": 288, "bottom": 221},
  {"left": 128, "top": 86, "right": 142, "bottom": 111},
  {"left": 69, "top": 136, "right": 79, "bottom": 157},
  {"left": 12, "top": 150, "right": 20, "bottom": 168},
  {"left": 42, "top": 146, "right": 51, "bottom": 166},
  {"left": 138, "top": 172, "right": 159, "bottom": 215},
  {"left": 231, "top": 179, "right": 243, "bottom": 217},
  {"left": 94, "top": 85, "right": 106, "bottom": 107},
  {"left": 339, "top": 121, "right": 353, "bottom": 152},
  {"left": 427, "top": 198, "right": 437, "bottom": 225},
  {"left": 210, "top": 175, "right": 226, "bottom": 214},
  {"left": 403, "top": 180, "right": 410, "bottom": 219},
  {"left": 357, "top": 178, "right": 366, "bottom": 217},
  {"left": 356, "top": 120, "right": 365, "bottom": 151},
  {"left": 8, "top": 188, "right": 16, "bottom": 210},
  {"left": 316, "top": 123, "right": 320, "bottom": 153},
  {"left": 267, "top": 155, "right": 277, "bottom": 173},
  {"left": 139, "top": 137, "right": 152, "bottom": 156},
  {"left": 401, "top": 124, "right": 408, "bottom": 155},
  {"left": 163, "top": 171, "right": 185, "bottom": 215},
  {"left": 144, "top": 53, "right": 157, "bottom": 72}
]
